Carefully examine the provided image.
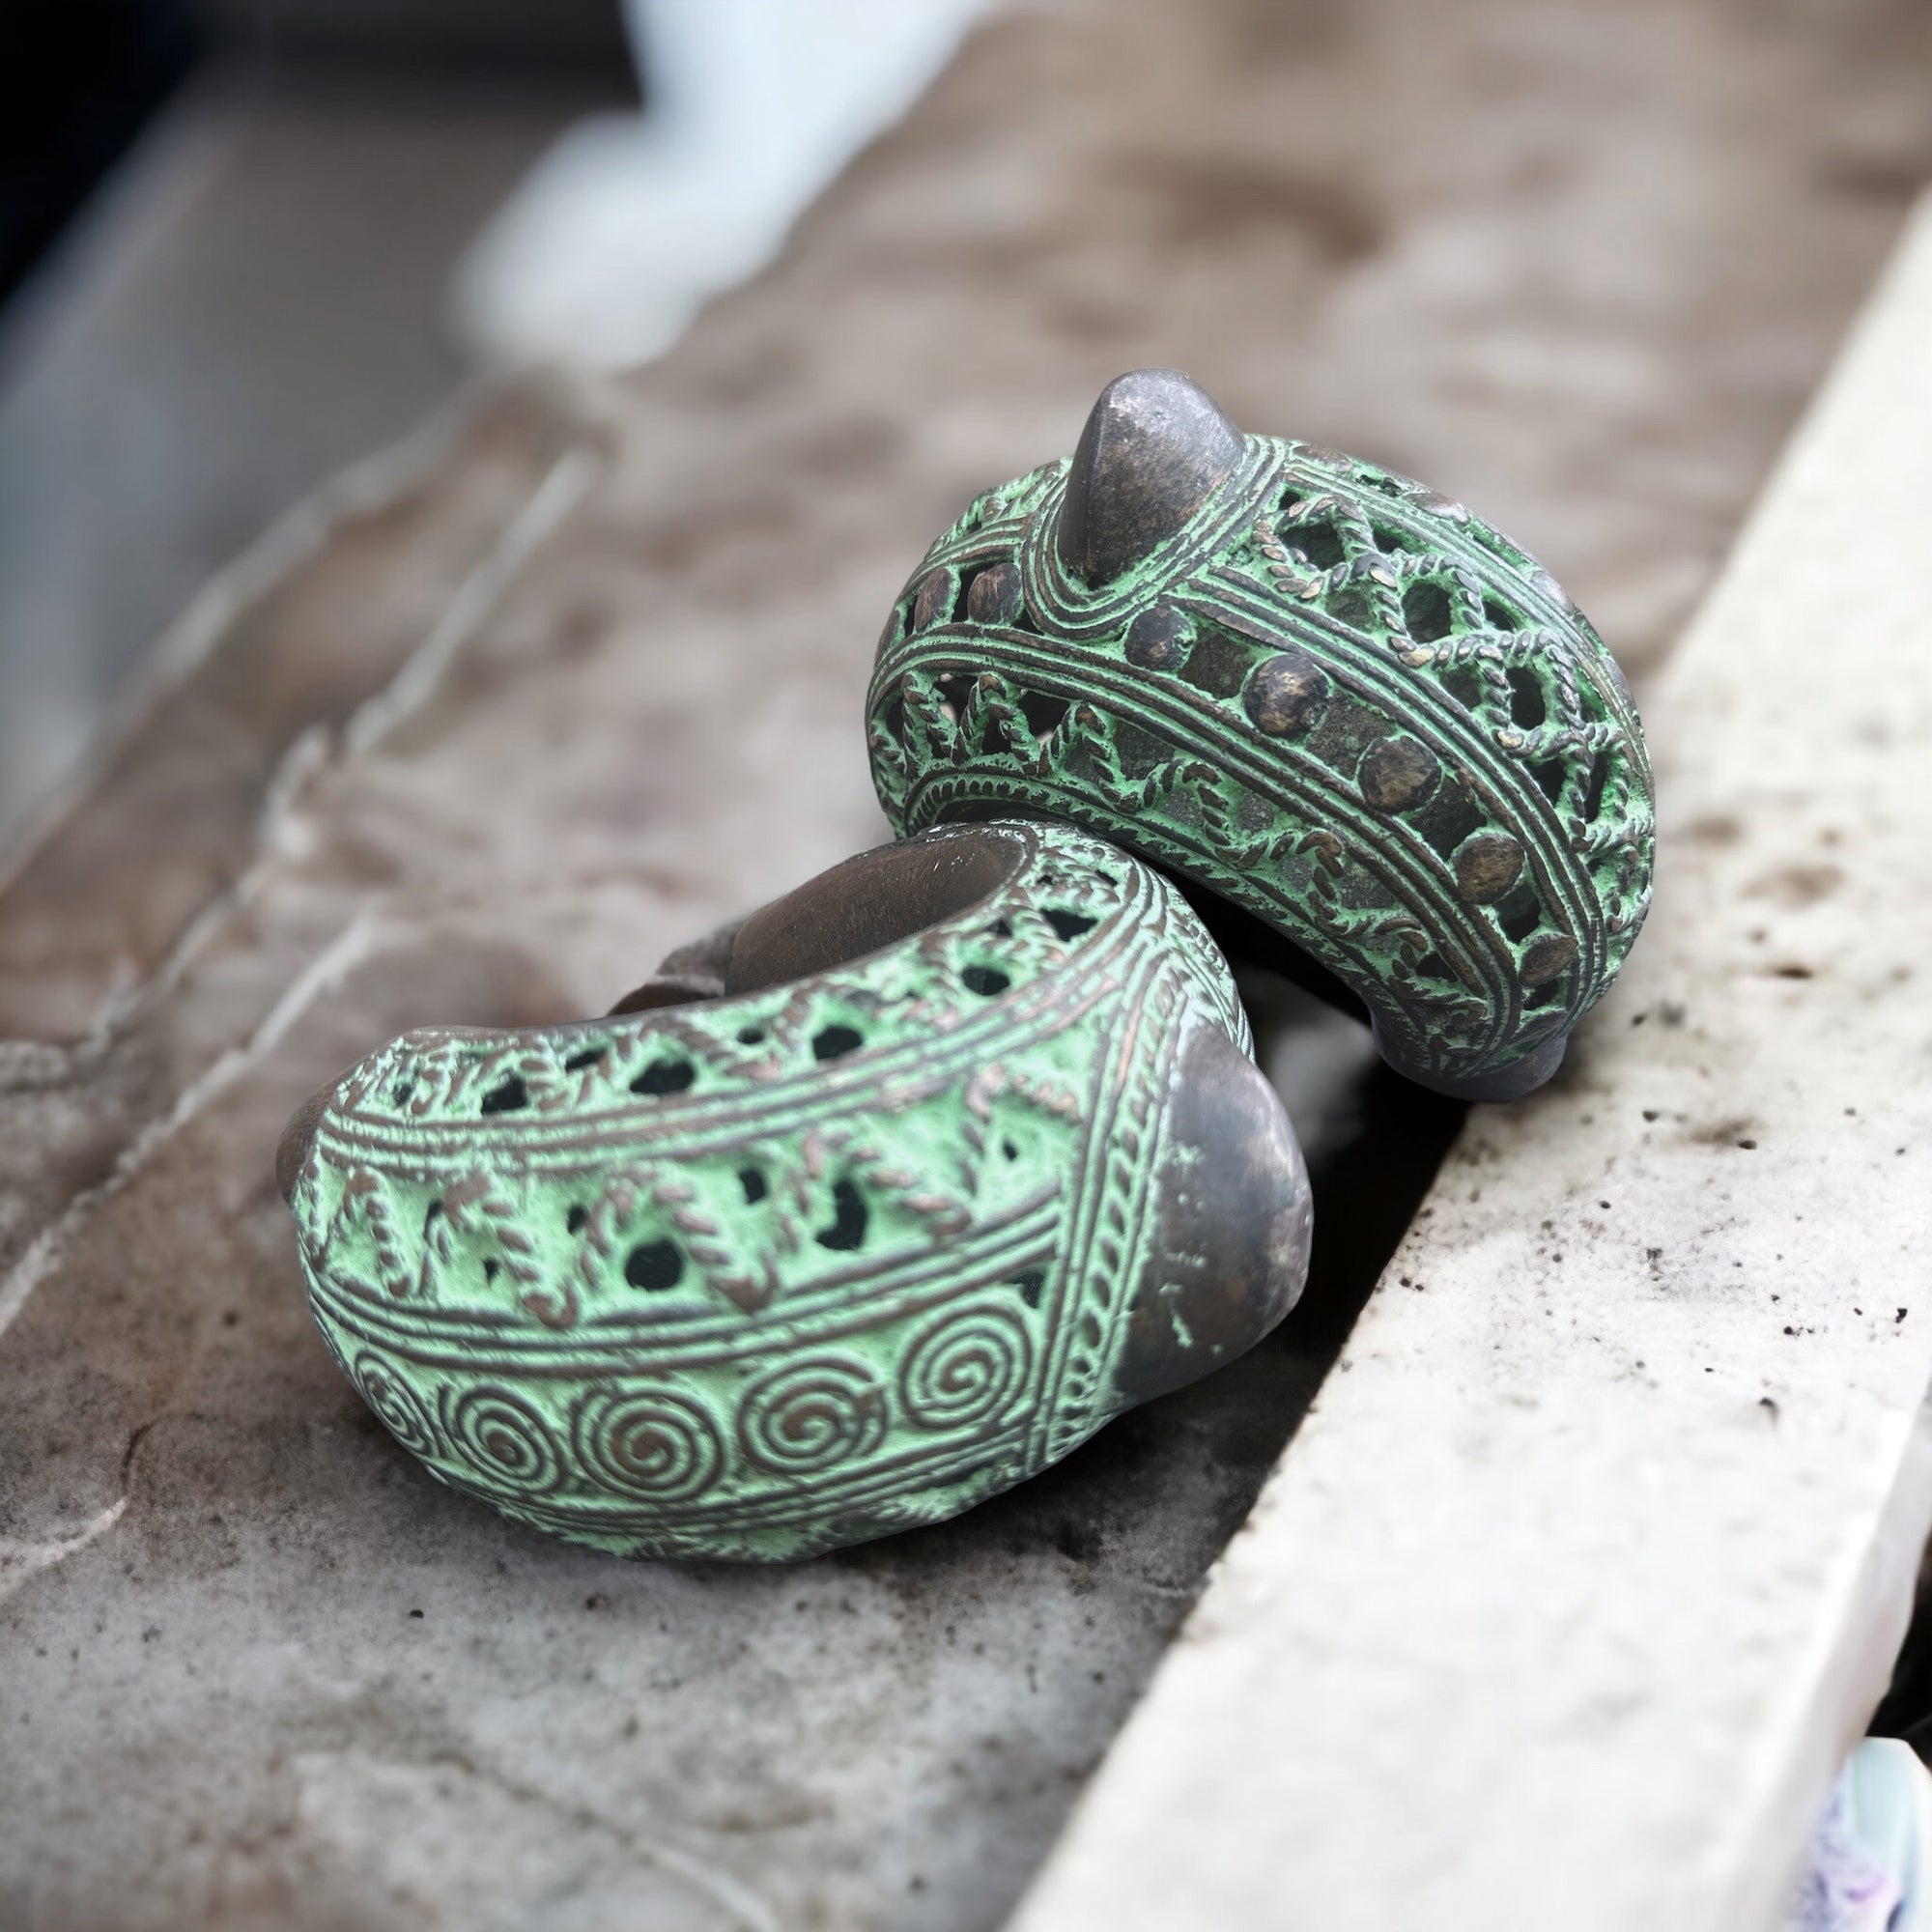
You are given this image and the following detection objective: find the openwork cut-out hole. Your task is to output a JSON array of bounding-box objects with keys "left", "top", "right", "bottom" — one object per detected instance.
[
  {"left": 1583, "top": 747, "right": 1615, "bottom": 822},
  {"left": 812, "top": 1025, "right": 864, "bottom": 1063},
  {"left": 479, "top": 1073, "right": 528, "bottom": 1116},
  {"left": 1402, "top": 579, "right": 1453, "bottom": 643},
  {"left": 816, "top": 1180, "right": 868, "bottom": 1252},
  {"left": 624, "top": 1239, "right": 684, "bottom": 1292},
  {"left": 1507, "top": 667, "right": 1547, "bottom": 730},
  {"left": 1291, "top": 520, "right": 1348, "bottom": 571},
  {"left": 1499, "top": 896, "right": 1543, "bottom": 947},
  {"left": 631, "top": 1059, "right": 696, "bottom": 1097},
  {"left": 1017, "top": 690, "right": 1069, "bottom": 739}
]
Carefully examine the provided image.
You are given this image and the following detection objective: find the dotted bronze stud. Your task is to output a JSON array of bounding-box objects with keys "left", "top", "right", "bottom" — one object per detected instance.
[
  {"left": 1357, "top": 735, "right": 1439, "bottom": 813},
  {"left": 1244, "top": 649, "right": 1330, "bottom": 737},
  {"left": 1454, "top": 832, "right": 1525, "bottom": 905},
  {"left": 1124, "top": 602, "right": 1190, "bottom": 672},
  {"left": 965, "top": 560, "right": 1025, "bottom": 626}
]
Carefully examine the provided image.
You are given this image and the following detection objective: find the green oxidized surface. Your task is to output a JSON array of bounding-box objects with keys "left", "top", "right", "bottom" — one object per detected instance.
[
  {"left": 867, "top": 438, "right": 1655, "bottom": 1094},
  {"left": 286, "top": 822, "right": 1256, "bottom": 1561}
]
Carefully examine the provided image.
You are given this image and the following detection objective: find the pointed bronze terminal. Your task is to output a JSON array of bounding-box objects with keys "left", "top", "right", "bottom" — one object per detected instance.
[{"left": 1054, "top": 368, "right": 1243, "bottom": 586}]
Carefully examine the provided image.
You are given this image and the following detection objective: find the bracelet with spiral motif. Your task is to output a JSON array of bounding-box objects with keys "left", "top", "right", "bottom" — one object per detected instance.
[{"left": 278, "top": 819, "right": 1311, "bottom": 1561}]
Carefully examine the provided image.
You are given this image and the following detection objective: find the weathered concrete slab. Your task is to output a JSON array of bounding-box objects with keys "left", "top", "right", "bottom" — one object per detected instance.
[
  {"left": 1010, "top": 196, "right": 1932, "bottom": 1932},
  {"left": 0, "top": 84, "right": 598, "bottom": 840},
  {"left": 4, "top": 2, "right": 1931, "bottom": 1927}
]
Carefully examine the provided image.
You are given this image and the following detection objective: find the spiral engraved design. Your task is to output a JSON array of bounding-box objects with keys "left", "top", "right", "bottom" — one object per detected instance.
[
  {"left": 739, "top": 1359, "right": 887, "bottom": 1474},
  {"left": 443, "top": 1384, "right": 565, "bottom": 1496},
  {"left": 353, "top": 1351, "right": 440, "bottom": 1456},
  {"left": 898, "top": 1304, "right": 1034, "bottom": 1431},
  {"left": 572, "top": 1384, "right": 724, "bottom": 1503}
]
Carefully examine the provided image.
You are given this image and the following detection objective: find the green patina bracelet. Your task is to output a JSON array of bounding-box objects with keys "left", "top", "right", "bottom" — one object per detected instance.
[
  {"left": 867, "top": 370, "right": 1654, "bottom": 1100},
  {"left": 277, "top": 820, "right": 1310, "bottom": 1561}
]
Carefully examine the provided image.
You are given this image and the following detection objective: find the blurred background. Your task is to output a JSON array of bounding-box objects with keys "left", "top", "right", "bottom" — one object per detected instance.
[
  {"left": 7, "top": 0, "right": 1932, "bottom": 872},
  {"left": 0, "top": 0, "right": 982, "bottom": 840},
  {"left": 7, "top": 0, "right": 1932, "bottom": 860}
]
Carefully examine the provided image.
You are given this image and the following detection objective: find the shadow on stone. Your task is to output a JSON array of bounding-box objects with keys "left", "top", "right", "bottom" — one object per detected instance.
[{"left": 820, "top": 961, "right": 1465, "bottom": 1652}]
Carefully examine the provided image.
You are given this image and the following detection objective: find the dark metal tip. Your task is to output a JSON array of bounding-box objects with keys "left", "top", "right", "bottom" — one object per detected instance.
[
  {"left": 1111, "top": 1024, "right": 1311, "bottom": 1407},
  {"left": 1054, "top": 369, "right": 1243, "bottom": 586},
  {"left": 1372, "top": 1022, "right": 1568, "bottom": 1103},
  {"left": 276, "top": 1085, "right": 331, "bottom": 1206}
]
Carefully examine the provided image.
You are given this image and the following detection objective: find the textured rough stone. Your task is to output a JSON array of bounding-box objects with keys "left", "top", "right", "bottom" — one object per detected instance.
[
  {"left": 1009, "top": 196, "right": 1932, "bottom": 1932},
  {"left": 3, "top": 0, "right": 1931, "bottom": 1926}
]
